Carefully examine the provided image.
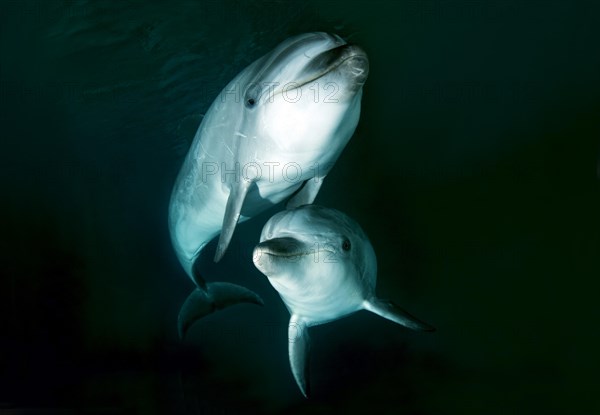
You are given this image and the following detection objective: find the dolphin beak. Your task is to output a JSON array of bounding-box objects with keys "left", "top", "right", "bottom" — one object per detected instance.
[
  {"left": 253, "top": 237, "right": 311, "bottom": 275},
  {"left": 338, "top": 45, "right": 369, "bottom": 86},
  {"left": 254, "top": 237, "right": 308, "bottom": 257},
  {"left": 300, "top": 43, "right": 369, "bottom": 86}
]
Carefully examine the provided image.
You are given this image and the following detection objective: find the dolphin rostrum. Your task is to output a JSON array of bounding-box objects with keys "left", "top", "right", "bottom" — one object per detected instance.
[
  {"left": 253, "top": 205, "right": 434, "bottom": 397},
  {"left": 169, "top": 33, "right": 369, "bottom": 337}
]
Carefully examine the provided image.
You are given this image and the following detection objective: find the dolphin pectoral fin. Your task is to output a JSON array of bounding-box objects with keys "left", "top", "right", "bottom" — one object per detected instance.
[
  {"left": 364, "top": 298, "right": 435, "bottom": 332},
  {"left": 178, "top": 282, "right": 264, "bottom": 339},
  {"left": 288, "top": 315, "right": 311, "bottom": 398},
  {"left": 286, "top": 177, "right": 325, "bottom": 209},
  {"left": 214, "top": 181, "right": 252, "bottom": 262}
]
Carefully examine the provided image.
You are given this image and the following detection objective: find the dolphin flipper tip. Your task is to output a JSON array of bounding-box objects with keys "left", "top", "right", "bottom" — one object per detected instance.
[
  {"left": 364, "top": 298, "right": 435, "bottom": 332},
  {"left": 178, "top": 283, "right": 264, "bottom": 339},
  {"left": 214, "top": 227, "right": 235, "bottom": 262},
  {"left": 214, "top": 181, "right": 252, "bottom": 263},
  {"left": 288, "top": 316, "right": 311, "bottom": 398},
  {"left": 213, "top": 241, "right": 227, "bottom": 263}
]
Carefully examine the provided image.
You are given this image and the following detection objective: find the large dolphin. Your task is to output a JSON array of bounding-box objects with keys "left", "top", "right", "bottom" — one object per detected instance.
[
  {"left": 169, "top": 33, "right": 369, "bottom": 337},
  {"left": 253, "top": 205, "right": 435, "bottom": 397}
]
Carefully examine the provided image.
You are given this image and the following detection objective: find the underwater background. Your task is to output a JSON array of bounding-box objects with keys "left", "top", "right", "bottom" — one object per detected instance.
[{"left": 1, "top": 0, "right": 599, "bottom": 413}]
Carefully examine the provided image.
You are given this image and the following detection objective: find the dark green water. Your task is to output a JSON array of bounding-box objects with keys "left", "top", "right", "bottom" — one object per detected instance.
[{"left": 1, "top": 1, "right": 599, "bottom": 413}]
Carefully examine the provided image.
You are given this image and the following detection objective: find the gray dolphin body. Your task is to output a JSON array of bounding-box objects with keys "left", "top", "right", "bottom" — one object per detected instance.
[
  {"left": 253, "top": 205, "right": 434, "bottom": 397},
  {"left": 169, "top": 33, "right": 369, "bottom": 337}
]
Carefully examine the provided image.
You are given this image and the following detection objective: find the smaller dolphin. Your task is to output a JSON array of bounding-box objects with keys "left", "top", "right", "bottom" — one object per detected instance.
[{"left": 253, "top": 205, "right": 434, "bottom": 397}]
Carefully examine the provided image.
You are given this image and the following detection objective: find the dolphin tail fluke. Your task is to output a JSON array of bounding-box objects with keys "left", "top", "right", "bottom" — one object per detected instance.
[
  {"left": 363, "top": 298, "right": 435, "bottom": 332},
  {"left": 214, "top": 181, "right": 251, "bottom": 262},
  {"left": 178, "top": 282, "right": 264, "bottom": 339},
  {"left": 288, "top": 315, "right": 310, "bottom": 398}
]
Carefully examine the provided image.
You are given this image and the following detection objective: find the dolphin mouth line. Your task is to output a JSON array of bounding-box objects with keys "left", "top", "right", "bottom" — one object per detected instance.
[
  {"left": 255, "top": 240, "right": 337, "bottom": 259},
  {"left": 260, "top": 250, "right": 312, "bottom": 259},
  {"left": 291, "top": 51, "right": 367, "bottom": 90},
  {"left": 263, "top": 47, "right": 368, "bottom": 102},
  {"left": 255, "top": 242, "right": 313, "bottom": 258}
]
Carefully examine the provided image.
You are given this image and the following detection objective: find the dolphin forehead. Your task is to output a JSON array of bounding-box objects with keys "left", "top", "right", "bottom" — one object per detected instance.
[
  {"left": 272, "top": 32, "right": 344, "bottom": 58},
  {"left": 254, "top": 32, "right": 345, "bottom": 78},
  {"left": 260, "top": 205, "right": 363, "bottom": 244},
  {"left": 243, "top": 33, "right": 348, "bottom": 101}
]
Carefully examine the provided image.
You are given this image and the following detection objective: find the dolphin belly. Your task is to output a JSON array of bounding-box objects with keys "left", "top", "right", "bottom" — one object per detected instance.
[
  {"left": 272, "top": 277, "right": 364, "bottom": 325},
  {"left": 168, "top": 179, "right": 228, "bottom": 277}
]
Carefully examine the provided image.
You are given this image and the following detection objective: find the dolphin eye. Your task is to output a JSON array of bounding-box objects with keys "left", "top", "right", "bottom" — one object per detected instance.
[
  {"left": 245, "top": 83, "right": 262, "bottom": 108},
  {"left": 342, "top": 238, "right": 351, "bottom": 251}
]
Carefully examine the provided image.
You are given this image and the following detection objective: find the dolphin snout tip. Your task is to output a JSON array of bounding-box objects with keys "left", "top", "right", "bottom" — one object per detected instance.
[
  {"left": 339, "top": 45, "right": 369, "bottom": 81},
  {"left": 255, "top": 237, "right": 304, "bottom": 256},
  {"left": 252, "top": 245, "right": 264, "bottom": 266},
  {"left": 252, "top": 242, "right": 280, "bottom": 273},
  {"left": 345, "top": 44, "right": 367, "bottom": 58},
  {"left": 253, "top": 237, "right": 309, "bottom": 275}
]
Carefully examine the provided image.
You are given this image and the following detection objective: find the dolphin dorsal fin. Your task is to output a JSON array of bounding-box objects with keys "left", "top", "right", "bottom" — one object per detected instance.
[
  {"left": 214, "top": 180, "right": 252, "bottom": 262},
  {"left": 288, "top": 314, "right": 311, "bottom": 398},
  {"left": 363, "top": 298, "right": 435, "bottom": 332}
]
